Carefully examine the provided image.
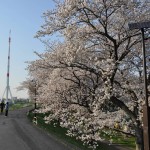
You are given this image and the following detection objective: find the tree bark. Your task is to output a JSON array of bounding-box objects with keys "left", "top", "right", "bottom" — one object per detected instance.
[
  {"left": 110, "top": 96, "right": 144, "bottom": 150},
  {"left": 135, "top": 127, "right": 144, "bottom": 150},
  {"left": 136, "top": 143, "right": 141, "bottom": 150}
]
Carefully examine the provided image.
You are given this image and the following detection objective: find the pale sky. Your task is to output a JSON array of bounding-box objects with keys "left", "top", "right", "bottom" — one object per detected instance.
[{"left": 0, "top": 1, "right": 55, "bottom": 99}]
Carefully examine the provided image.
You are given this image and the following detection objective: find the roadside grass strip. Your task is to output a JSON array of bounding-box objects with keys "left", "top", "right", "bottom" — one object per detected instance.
[{"left": 27, "top": 110, "right": 135, "bottom": 150}]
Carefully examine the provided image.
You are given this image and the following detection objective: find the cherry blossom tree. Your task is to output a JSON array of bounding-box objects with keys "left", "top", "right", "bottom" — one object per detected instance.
[{"left": 24, "top": 0, "right": 150, "bottom": 149}]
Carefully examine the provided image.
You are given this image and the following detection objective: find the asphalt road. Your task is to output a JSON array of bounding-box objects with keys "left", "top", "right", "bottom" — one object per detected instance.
[
  {"left": 0, "top": 107, "right": 133, "bottom": 150},
  {"left": 0, "top": 107, "right": 73, "bottom": 150}
]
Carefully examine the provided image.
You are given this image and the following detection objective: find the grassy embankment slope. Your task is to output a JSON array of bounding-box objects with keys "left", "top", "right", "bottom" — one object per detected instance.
[{"left": 28, "top": 111, "right": 135, "bottom": 150}]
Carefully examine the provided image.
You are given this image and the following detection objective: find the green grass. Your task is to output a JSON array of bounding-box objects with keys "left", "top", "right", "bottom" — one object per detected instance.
[
  {"left": 28, "top": 112, "right": 92, "bottom": 150},
  {"left": 27, "top": 112, "right": 118, "bottom": 150},
  {"left": 27, "top": 111, "right": 135, "bottom": 150},
  {"left": 10, "top": 102, "right": 32, "bottom": 110},
  {"left": 100, "top": 129, "right": 136, "bottom": 149}
]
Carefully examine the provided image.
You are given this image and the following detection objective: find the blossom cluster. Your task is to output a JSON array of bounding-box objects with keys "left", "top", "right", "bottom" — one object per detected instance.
[{"left": 23, "top": 0, "right": 150, "bottom": 149}]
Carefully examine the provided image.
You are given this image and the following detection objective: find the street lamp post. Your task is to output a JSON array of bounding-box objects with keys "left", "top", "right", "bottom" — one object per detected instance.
[{"left": 129, "top": 21, "right": 150, "bottom": 150}]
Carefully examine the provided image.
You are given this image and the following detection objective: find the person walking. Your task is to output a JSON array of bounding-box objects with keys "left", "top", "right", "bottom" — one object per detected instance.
[
  {"left": 5, "top": 102, "right": 9, "bottom": 116},
  {"left": 0, "top": 100, "right": 5, "bottom": 114}
]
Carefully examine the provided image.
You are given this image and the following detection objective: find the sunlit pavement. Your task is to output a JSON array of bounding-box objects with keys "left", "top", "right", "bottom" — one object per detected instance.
[
  {"left": 0, "top": 108, "right": 72, "bottom": 150},
  {"left": 0, "top": 108, "right": 132, "bottom": 150}
]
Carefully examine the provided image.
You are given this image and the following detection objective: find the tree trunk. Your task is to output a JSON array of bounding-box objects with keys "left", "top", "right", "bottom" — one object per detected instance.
[
  {"left": 136, "top": 143, "right": 142, "bottom": 150},
  {"left": 135, "top": 127, "right": 144, "bottom": 150}
]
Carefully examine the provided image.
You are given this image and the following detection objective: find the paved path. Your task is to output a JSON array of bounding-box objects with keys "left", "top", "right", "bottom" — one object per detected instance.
[
  {"left": 0, "top": 107, "right": 133, "bottom": 150},
  {"left": 0, "top": 108, "right": 72, "bottom": 150}
]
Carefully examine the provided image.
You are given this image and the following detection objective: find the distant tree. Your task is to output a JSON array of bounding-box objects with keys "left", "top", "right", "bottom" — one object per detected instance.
[{"left": 18, "top": 79, "right": 38, "bottom": 103}]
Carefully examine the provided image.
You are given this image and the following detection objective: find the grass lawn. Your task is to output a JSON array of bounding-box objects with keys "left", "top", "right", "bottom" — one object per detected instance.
[
  {"left": 9, "top": 101, "right": 32, "bottom": 110},
  {"left": 100, "top": 129, "right": 135, "bottom": 149},
  {"left": 27, "top": 111, "right": 135, "bottom": 150}
]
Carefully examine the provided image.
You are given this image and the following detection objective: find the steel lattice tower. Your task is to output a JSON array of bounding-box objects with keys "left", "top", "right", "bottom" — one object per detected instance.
[{"left": 2, "top": 31, "right": 13, "bottom": 103}]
